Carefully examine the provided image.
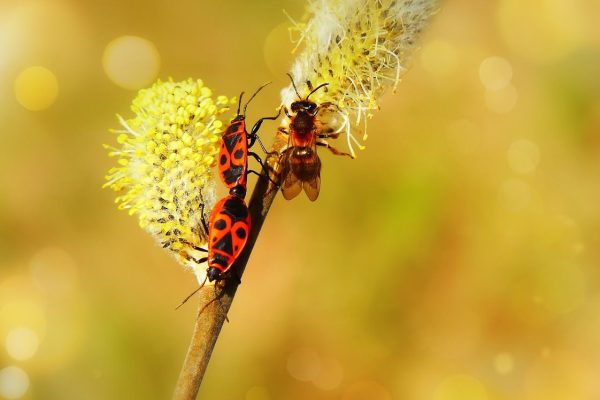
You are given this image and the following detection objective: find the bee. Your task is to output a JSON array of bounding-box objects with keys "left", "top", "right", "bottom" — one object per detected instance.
[{"left": 278, "top": 74, "right": 352, "bottom": 201}]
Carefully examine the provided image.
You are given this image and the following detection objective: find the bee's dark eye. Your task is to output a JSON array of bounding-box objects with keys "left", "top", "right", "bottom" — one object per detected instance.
[{"left": 291, "top": 100, "right": 317, "bottom": 113}]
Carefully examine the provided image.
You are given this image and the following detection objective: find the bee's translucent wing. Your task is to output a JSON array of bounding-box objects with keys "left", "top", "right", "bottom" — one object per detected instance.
[
  {"left": 282, "top": 169, "right": 302, "bottom": 200},
  {"left": 302, "top": 174, "right": 320, "bottom": 201}
]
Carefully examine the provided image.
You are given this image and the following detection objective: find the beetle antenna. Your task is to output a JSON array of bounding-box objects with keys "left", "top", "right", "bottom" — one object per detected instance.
[
  {"left": 175, "top": 275, "right": 208, "bottom": 310},
  {"left": 243, "top": 82, "right": 271, "bottom": 117},
  {"left": 236, "top": 92, "right": 244, "bottom": 115}
]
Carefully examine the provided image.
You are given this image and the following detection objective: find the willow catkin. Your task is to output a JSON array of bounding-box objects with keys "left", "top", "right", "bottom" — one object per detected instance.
[
  {"left": 281, "top": 0, "right": 440, "bottom": 156},
  {"left": 104, "top": 78, "right": 235, "bottom": 283}
]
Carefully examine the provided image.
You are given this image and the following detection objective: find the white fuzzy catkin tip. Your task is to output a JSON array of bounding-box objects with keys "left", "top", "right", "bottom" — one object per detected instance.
[{"left": 281, "top": 0, "right": 439, "bottom": 156}]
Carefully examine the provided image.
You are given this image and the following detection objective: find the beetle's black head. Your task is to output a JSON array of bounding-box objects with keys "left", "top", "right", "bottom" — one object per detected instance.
[
  {"left": 207, "top": 267, "right": 221, "bottom": 282},
  {"left": 229, "top": 185, "right": 247, "bottom": 199}
]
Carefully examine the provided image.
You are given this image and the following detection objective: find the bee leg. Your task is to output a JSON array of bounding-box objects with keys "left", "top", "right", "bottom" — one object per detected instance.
[
  {"left": 317, "top": 130, "right": 341, "bottom": 139},
  {"left": 316, "top": 141, "right": 354, "bottom": 158},
  {"left": 319, "top": 101, "right": 341, "bottom": 111}
]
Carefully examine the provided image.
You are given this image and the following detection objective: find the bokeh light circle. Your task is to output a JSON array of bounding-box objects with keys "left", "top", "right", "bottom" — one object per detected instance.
[
  {"left": 245, "top": 386, "right": 270, "bottom": 400},
  {"left": 0, "top": 298, "right": 47, "bottom": 343},
  {"left": 494, "top": 353, "right": 514, "bottom": 375},
  {"left": 313, "top": 357, "right": 344, "bottom": 390},
  {"left": 434, "top": 374, "right": 488, "bottom": 400},
  {"left": 286, "top": 347, "right": 320, "bottom": 382},
  {"left": 264, "top": 22, "right": 294, "bottom": 76},
  {"left": 485, "top": 84, "right": 518, "bottom": 114},
  {"left": 5, "top": 327, "right": 39, "bottom": 361},
  {"left": 507, "top": 139, "right": 540, "bottom": 174},
  {"left": 14, "top": 66, "right": 59, "bottom": 111},
  {"left": 30, "top": 246, "right": 79, "bottom": 295},
  {"left": 0, "top": 366, "right": 29, "bottom": 399},
  {"left": 102, "top": 36, "right": 160, "bottom": 90},
  {"left": 342, "top": 380, "right": 392, "bottom": 400},
  {"left": 479, "top": 56, "right": 512, "bottom": 90},
  {"left": 496, "top": 0, "right": 585, "bottom": 62}
]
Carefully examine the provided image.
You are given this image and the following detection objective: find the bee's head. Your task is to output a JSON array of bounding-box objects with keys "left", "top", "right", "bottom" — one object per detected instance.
[{"left": 290, "top": 100, "right": 317, "bottom": 115}]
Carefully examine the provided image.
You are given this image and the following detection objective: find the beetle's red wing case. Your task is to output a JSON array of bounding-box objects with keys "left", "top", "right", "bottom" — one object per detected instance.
[
  {"left": 206, "top": 195, "right": 251, "bottom": 276},
  {"left": 218, "top": 120, "right": 248, "bottom": 189}
]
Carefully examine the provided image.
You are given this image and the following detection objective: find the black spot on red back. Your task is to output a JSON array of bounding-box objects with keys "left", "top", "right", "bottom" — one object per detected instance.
[
  {"left": 214, "top": 219, "right": 227, "bottom": 230},
  {"left": 235, "top": 227, "right": 247, "bottom": 239},
  {"left": 223, "top": 132, "right": 244, "bottom": 153},
  {"left": 214, "top": 232, "right": 233, "bottom": 254},
  {"left": 223, "top": 197, "right": 249, "bottom": 219},
  {"left": 226, "top": 122, "right": 243, "bottom": 134}
]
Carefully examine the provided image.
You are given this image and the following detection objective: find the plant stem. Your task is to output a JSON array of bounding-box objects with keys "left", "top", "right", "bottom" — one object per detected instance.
[{"left": 172, "top": 160, "right": 280, "bottom": 400}]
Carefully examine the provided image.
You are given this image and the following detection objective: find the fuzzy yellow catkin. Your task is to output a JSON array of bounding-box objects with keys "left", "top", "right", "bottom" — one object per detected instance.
[
  {"left": 281, "top": 0, "right": 440, "bottom": 156},
  {"left": 104, "top": 78, "right": 235, "bottom": 281}
]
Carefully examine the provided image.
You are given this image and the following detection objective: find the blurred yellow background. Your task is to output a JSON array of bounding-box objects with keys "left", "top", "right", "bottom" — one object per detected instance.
[{"left": 1, "top": 0, "right": 600, "bottom": 399}]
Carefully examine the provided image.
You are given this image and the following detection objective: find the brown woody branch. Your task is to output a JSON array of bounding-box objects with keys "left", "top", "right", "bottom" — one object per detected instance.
[{"left": 172, "top": 151, "right": 281, "bottom": 400}]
